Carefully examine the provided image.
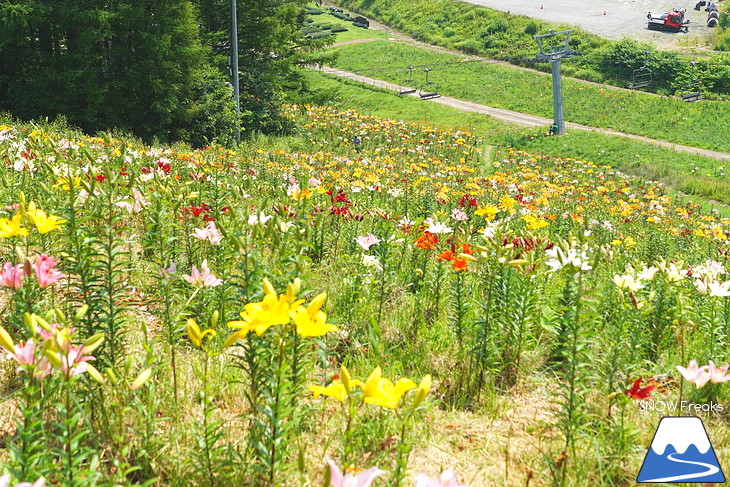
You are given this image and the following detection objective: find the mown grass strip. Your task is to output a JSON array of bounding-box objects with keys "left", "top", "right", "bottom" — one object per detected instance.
[{"left": 328, "top": 41, "right": 730, "bottom": 154}]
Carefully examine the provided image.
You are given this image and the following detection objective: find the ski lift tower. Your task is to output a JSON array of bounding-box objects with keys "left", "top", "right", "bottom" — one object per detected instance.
[{"left": 533, "top": 30, "right": 579, "bottom": 135}]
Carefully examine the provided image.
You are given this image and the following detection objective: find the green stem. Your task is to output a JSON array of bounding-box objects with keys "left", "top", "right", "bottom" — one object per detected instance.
[
  {"left": 203, "top": 352, "right": 213, "bottom": 484},
  {"left": 393, "top": 413, "right": 412, "bottom": 487},
  {"left": 64, "top": 382, "right": 74, "bottom": 487},
  {"left": 269, "top": 330, "right": 286, "bottom": 485}
]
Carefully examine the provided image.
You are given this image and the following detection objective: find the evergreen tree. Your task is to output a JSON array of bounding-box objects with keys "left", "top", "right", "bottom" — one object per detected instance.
[
  {"left": 196, "top": 0, "right": 331, "bottom": 135},
  {"left": 0, "top": 0, "right": 236, "bottom": 145},
  {"left": 0, "top": 0, "right": 324, "bottom": 143}
]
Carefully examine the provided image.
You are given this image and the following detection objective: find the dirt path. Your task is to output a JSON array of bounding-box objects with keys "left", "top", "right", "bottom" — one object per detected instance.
[
  {"left": 319, "top": 65, "right": 730, "bottom": 162},
  {"left": 330, "top": 38, "right": 388, "bottom": 47}
]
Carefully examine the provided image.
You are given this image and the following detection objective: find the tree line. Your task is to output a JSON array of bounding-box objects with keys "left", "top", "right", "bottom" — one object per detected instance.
[{"left": 0, "top": 0, "right": 325, "bottom": 146}]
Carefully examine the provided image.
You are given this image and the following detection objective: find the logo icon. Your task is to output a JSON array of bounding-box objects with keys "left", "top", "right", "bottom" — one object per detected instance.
[{"left": 637, "top": 416, "right": 725, "bottom": 483}]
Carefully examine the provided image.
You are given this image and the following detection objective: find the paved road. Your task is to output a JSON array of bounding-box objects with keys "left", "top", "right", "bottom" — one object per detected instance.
[
  {"left": 460, "top": 0, "right": 714, "bottom": 48},
  {"left": 319, "top": 65, "right": 730, "bottom": 162}
]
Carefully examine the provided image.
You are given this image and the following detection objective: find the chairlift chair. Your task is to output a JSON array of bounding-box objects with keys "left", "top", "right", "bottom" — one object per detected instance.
[
  {"left": 628, "top": 52, "right": 652, "bottom": 89},
  {"left": 682, "top": 62, "right": 704, "bottom": 102},
  {"left": 419, "top": 68, "right": 440, "bottom": 100},
  {"left": 682, "top": 79, "right": 704, "bottom": 102},
  {"left": 629, "top": 67, "right": 652, "bottom": 89},
  {"left": 398, "top": 66, "right": 417, "bottom": 96}
]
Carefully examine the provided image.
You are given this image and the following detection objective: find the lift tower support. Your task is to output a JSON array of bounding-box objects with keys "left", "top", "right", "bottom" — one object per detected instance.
[{"left": 533, "top": 30, "right": 579, "bottom": 135}]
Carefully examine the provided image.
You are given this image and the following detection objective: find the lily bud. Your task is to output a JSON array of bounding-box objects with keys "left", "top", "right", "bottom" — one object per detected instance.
[
  {"left": 24, "top": 312, "right": 38, "bottom": 335},
  {"left": 223, "top": 330, "right": 243, "bottom": 348},
  {"left": 0, "top": 325, "right": 15, "bottom": 352},
  {"left": 130, "top": 368, "right": 152, "bottom": 391},
  {"left": 341, "top": 364, "right": 352, "bottom": 394},
  {"left": 45, "top": 350, "right": 62, "bottom": 368},
  {"left": 262, "top": 278, "right": 276, "bottom": 296},
  {"left": 106, "top": 368, "right": 119, "bottom": 384},
  {"left": 412, "top": 374, "right": 432, "bottom": 410},
  {"left": 86, "top": 363, "right": 106, "bottom": 384},
  {"left": 14, "top": 246, "right": 26, "bottom": 263},
  {"left": 53, "top": 307, "right": 67, "bottom": 324},
  {"left": 458, "top": 253, "right": 477, "bottom": 262},
  {"left": 287, "top": 278, "right": 301, "bottom": 301},
  {"left": 210, "top": 310, "right": 220, "bottom": 328},
  {"left": 35, "top": 314, "right": 51, "bottom": 332},
  {"left": 19, "top": 191, "right": 26, "bottom": 217},
  {"left": 124, "top": 355, "right": 134, "bottom": 375},
  {"left": 82, "top": 333, "right": 105, "bottom": 355},
  {"left": 75, "top": 305, "right": 89, "bottom": 322},
  {"left": 187, "top": 318, "right": 202, "bottom": 348}
]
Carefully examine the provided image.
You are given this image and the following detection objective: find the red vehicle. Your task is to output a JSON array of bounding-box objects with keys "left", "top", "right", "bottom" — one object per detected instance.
[{"left": 647, "top": 8, "right": 690, "bottom": 32}]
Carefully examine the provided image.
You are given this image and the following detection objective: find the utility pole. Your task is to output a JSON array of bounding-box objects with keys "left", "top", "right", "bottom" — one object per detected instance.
[
  {"left": 533, "top": 30, "right": 579, "bottom": 135},
  {"left": 231, "top": 0, "right": 241, "bottom": 144}
]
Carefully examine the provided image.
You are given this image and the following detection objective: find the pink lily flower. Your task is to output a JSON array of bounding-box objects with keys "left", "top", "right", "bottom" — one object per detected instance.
[
  {"left": 676, "top": 360, "right": 711, "bottom": 389},
  {"left": 162, "top": 262, "right": 177, "bottom": 280},
  {"left": 0, "top": 475, "right": 45, "bottom": 487},
  {"left": 191, "top": 221, "right": 224, "bottom": 246},
  {"left": 38, "top": 323, "right": 74, "bottom": 343},
  {"left": 0, "top": 262, "right": 24, "bottom": 289},
  {"left": 451, "top": 209, "right": 468, "bottom": 222},
  {"left": 708, "top": 360, "right": 730, "bottom": 384},
  {"left": 354, "top": 233, "right": 381, "bottom": 251},
  {"left": 324, "top": 456, "right": 386, "bottom": 487},
  {"left": 415, "top": 470, "right": 468, "bottom": 487},
  {"left": 33, "top": 254, "right": 64, "bottom": 289},
  {"left": 60, "top": 345, "right": 95, "bottom": 378},
  {"left": 6, "top": 339, "right": 52, "bottom": 380},
  {"left": 183, "top": 260, "right": 222, "bottom": 287}
]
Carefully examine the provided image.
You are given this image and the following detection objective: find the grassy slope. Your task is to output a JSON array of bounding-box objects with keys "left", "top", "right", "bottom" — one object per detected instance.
[
  {"left": 328, "top": 0, "right": 607, "bottom": 58},
  {"left": 305, "top": 68, "right": 730, "bottom": 214},
  {"left": 328, "top": 41, "right": 730, "bottom": 154},
  {"left": 307, "top": 9, "right": 391, "bottom": 43}
]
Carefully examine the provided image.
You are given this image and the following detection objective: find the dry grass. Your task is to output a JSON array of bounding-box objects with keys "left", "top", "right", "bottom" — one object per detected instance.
[{"left": 410, "top": 382, "right": 557, "bottom": 487}]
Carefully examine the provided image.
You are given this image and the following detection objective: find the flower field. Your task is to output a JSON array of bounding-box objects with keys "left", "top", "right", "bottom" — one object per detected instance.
[{"left": 2, "top": 107, "right": 730, "bottom": 486}]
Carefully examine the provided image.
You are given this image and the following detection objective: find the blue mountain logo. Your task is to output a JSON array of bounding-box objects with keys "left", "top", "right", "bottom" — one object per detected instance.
[{"left": 637, "top": 416, "right": 725, "bottom": 483}]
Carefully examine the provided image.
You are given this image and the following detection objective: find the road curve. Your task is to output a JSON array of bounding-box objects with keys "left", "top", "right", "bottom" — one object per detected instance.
[{"left": 640, "top": 452, "right": 720, "bottom": 483}]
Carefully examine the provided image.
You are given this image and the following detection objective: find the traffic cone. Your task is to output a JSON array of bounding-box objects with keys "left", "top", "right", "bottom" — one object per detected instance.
[
  {"left": 540, "top": 4, "right": 543, "bottom": 8},
  {"left": 603, "top": 10, "right": 607, "bottom": 14}
]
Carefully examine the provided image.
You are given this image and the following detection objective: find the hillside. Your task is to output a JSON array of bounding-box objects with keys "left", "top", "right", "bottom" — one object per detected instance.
[{"left": 2, "top": 105, "right": 730, "bottom": 485}]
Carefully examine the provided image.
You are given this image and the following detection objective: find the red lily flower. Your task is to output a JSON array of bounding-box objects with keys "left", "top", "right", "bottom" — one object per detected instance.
[{"left": 625, "top": 377, "right": 654, "bottom": 400}]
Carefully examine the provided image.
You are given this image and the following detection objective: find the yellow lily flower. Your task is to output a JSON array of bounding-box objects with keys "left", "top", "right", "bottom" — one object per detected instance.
[
  {"left": 27, "top": 203, "right": 66, "bottom": 234},
  {"left": 291, "top": 293, "right": 337, "bottom": 337},
  {"left": 363, "top": 366, "right": 416, "bottom": 410},
  {"left": 0, "top": 213, "right": 28, "bottom": 238},
  {"left": 308, "top": 371, "right": 363, "bottom": 402},
  {"left": 308, "top": 381, "right": 349, "bottom": 402},
  {"left": 187, "top": 318, "right": 217, "bottom": 349},
  {"left": 292, "top": 307, "right": 337, "bottom": 337},
  {"left": 228, "top": 279, "right": 304, "bottom": 337},
  {"left": 54, "top": 177, "right": 82, "bottom": 191}
]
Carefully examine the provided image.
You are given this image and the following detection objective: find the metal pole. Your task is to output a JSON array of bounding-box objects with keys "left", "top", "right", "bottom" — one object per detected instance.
[
  {"left": 550, "top": 58, "right": 565, "bottom": 135},
  {"left": 231, "top": 0, "right": 241, "bottom": 144}
]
